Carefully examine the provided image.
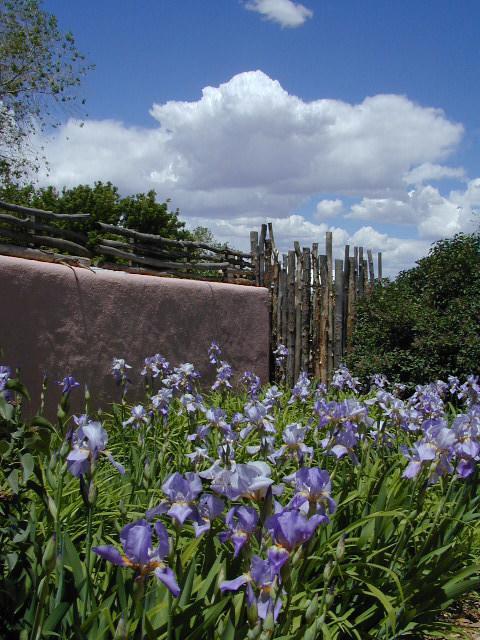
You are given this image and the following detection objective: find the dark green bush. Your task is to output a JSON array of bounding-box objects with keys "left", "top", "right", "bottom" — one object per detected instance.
[{"left": 347, "top": 233, "right": 480, "bottom": 388}]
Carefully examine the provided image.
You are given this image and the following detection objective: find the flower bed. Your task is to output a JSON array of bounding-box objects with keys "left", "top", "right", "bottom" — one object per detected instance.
[{"left": 1, "top": 349, "right": 480, "bottom": 638}]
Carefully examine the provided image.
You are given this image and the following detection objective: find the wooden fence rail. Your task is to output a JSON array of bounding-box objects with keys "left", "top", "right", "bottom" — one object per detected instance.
[
  {"left": 0, "top": 199, "right": 254, "bottom": 283},
  {"left": 250, "top": 224, "right": 382, "bottom": 385}
]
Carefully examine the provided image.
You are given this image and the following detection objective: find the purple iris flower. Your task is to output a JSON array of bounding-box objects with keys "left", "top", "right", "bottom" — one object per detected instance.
[
  {"left": 208, "top": 341, "right": 222, "bottom": 365},
  {"left": 122, "top": 404, "right": 149, "bottom": 429},
  {"left": 241, "top": 371, "right": 262, "bottom": 399},
  {"left": 193, "top": 494, "right": 225, "bottom": 537},
  {"left": 284, "top": 467, "right": 336, "bottom": 518},
  {"left": 180, "top": 393, "right": 205, "bottom": 414},
  {"left": 58, "top": 375, "right": 80, "bottom": 395},
  {"left": 147, "top": 472, "right": 203, "bottom": 525},
  {"left": 186, "top": 447, "right": 212, "bottom": 466},
  {"left": 66, "top": 421, "right": 125, "bottom": 478},
  {"left": 451, "top": 411, "right": 480, "bottom": 478},
  {"left": 371, "top": 373, "right": 389, "bottom": 389},
  {"left": 163, "top": 363, "right": 200, "bottom": 394},
  {"left": 201, "top": 461, "right": 275, "bottom": 501},
  {"left": 212, "top": 361, "right": 233, "bottom": 392},
  {"left": 0, "top": 365, "right": 12, "bottom": 401},
  {"left": 288, "top": 371, "right": 311, "bottom": 404},
  {"left": 141, "top": 354, "right": 170, "bottom": 379},
  {"left": 331, "top": 365, "right": 360, "bottom": 393},
  {"left": 270, "top": 423, "right": 313, "bottom": 464},
  {"left": 240, "top": 401, "right": 275, "bottom": 440},
  {"left": 263, "top": 386, "right": 283, "bottom": 411},
  {"left": 401, "top": 422, "right": 456, "bottom": 481},
  {"left": 219, "top": 505, "right": 259, "bottom": 557},
  {"left": 273, "top": 344, "right": 288, "bottom": 367},
  {"left": 112, "top": 358, "right": 132, "bottom": 386},
  {"left": 459, "top": 375, "right": 480, "bottom": 407},
  {"left": 265, "top": 510, "right": 324, "bottom": 575},
  {"left": 151, "top": 388, "right": 173, "bottom": 417},
  {"left": 221, "top": 555, "right": 282, "bottom": 622},
  {"left": 94, "top": 519, "right": 180, "bottom": 596}
]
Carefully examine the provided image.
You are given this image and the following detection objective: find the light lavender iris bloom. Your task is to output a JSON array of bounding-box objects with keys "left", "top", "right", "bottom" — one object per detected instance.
[
  {"left": 221, "top": 555, "right": 282, "bottom": 622},
  {"left": 94, "top": 519, "right": 180, "bottom": 596},
  {"left": 112, "top": 358, "right": 132, "bottom": 385},
  {"left": 265, "top": 509, "right": 324, "bottom": 575},
  {"left": 201, "top": 461, "right": 274, "bottom": 501},
  {"left": 270, "top": 423, "right": 313, "bottom": 464},
  {"left": 208, "top": 341, "right": 222, "bottom": 365},
  {"left": 58, "top": 375, "right": 80, "bottom": 395},
  {"left": 288, "top": 371, "right": 311, "bottom": 404},
  {"left": 122, "top": 404, "right": 149, "bottom": 429},
  {"left": 147, "top": 472, "right": 203, "bottom": 525},
  {"left": 66, "top": 421, "right": 125, "bottom": 478},
  {"left": 212, "top": 361, "right": 233, "bottom": 392},
  {"left": 284, "top": 467, "right": 336, "bottom": 518},
  {"left": 193, "top": 494, "right": 225, "bottom": 537},
  {"left": 219, "top": 505, "right": 259, "bottom": 557}
]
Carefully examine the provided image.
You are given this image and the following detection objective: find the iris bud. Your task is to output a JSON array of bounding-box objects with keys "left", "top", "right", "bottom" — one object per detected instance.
[
  {"left": 60, "top": 440, "right": 69, "bottom": 457},
  {"left": 336, "top": 535, "right": 345, "bottom": 561},
  {"left": 323, "top": 560, "right": 333, "bottom": 582},
  {"left": 88, "top": 481, "right": 97, "bottom": 506},
  {"left": 84, "top": 386, "right": 90, "bottom": 401},
  {"left": 247, "top": 600, "right": 258, "bottom": 627},
  {"left": 262, "top": 612, "right": 275, "bottom": 632},
  {"left": 305, "top": 594, "right": 319, "bottom": 624}
]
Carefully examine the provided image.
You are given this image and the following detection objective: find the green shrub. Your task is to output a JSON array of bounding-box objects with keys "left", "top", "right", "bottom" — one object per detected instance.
[{"left": 348, "top": 233, "right": 480, "bottom": 388}]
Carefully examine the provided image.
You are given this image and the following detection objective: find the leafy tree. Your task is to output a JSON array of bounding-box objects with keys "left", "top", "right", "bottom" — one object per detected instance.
[
  {"left": 0, "top": 0, "right": 92, "bottom": 182},
  {"left": 347, "top": 233, "right": 480, "bottom": 388},
  {"left": 0, "top": 180, "right": 189, "bottom": 241}
]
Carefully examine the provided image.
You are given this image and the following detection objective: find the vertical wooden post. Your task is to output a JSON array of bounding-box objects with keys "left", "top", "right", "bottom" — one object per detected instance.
[
  {"left": 294, "top": 249, "right": 303, "bottom": 382},
  {"left": 287, "top": 250, "right": 296, "bottom": 387},
  {"left": 250, "top": 231, "right": 259, "bottom": 286},
  {"left": 258, "top": 224, "right": 267, "bottom": 287},
  {"left": 311, "top": 243, "right": 320, "bottom": 379},
  {"left": 343, "top": 245, "right": 350, "bottom": 357},
  {"left": 326, "top": 232, "right": 334, "bottom": 382},
  {"left": 264, "top": 238, "right": 273, "bottom": 288},
  {"left": 334, "top": 259, "right": 344, "bottom": 369},
  {"left": 358, "top": 247, "right": 364, "bottom": 298},
  {"left": 319, "top": 255, "right": 328, "bottom": 384},
  {"left": 301, "top": 247, "right": 311, "bottom": 373},
  {"left": 346, "top": 256, "right": 356, "bottom": 351},
  {"left": 367, "top": 249, "right": 375, "bottom": 291}
]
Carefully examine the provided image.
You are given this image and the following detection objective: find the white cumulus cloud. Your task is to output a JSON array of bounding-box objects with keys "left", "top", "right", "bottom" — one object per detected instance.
[
  {"left": 244, "top": 0, "right": 313, "bottom": 28},
  {"left": 36, "top": 70, "right": 478, "bottom": 276}
]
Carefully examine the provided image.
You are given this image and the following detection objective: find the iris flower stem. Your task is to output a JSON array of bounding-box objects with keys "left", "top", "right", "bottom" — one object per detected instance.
[
  {"left": 84, "top": 501, "right": 94, "bottom": 620},
  {"left": 54, "top": 463, "right": 64, "bottom": 607}
]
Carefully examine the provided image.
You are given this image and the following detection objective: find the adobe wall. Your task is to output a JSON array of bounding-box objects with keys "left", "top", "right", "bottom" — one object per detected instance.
[{"left": 0, "top": 255, "right": 270, "bottom": 417}]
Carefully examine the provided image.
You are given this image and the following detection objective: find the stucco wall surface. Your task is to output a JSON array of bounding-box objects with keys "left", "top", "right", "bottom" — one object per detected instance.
[{"left": 0, "top": 255, "right": 270, "bottom": 417}]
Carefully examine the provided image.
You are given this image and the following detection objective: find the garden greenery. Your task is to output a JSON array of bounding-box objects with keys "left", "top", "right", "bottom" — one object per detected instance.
[
  {"left": 1, "top": 348, "right": 480, "bottom": 639},
  {"left": 347, "top": 232, "right": 480, "bottom": 388}
]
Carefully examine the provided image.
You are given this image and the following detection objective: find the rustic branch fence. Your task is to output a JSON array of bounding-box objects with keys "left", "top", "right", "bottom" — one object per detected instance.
[
  {"left": 250, "top": 224, "right": 382, "bottom": 385},
  {"left": 0, "top": 199, "right": 254, "bottom": 283},
  {"left": 0, "top": 200, "right": 382, "bottom": 384}
]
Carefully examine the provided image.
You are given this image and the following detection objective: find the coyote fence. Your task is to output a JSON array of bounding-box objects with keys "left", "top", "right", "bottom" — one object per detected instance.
[{"left": 250, "top": 223, "right": 382, "bottom": 385}]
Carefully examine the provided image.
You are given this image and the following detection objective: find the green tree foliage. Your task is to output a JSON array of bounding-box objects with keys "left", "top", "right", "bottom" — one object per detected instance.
[
  {"left": 0, "top": 180, "right": 190, "bottom": 241},
  {"left": 347, "top": 233, "right": 480, "bottom": 387},
  {"left": 0, "top": 0, "right": 92, "bottom": 182}
]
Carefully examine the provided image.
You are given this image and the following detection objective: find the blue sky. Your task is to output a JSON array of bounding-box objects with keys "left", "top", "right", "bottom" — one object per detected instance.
[{"left": 40, "top": 0, "right": 480, "bottom": 276}]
